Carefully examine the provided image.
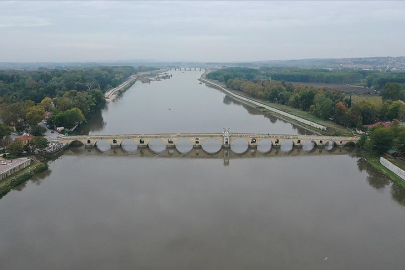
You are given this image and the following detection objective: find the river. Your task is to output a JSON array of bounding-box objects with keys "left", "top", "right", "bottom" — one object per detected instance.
[{"left": 1, "top": 70, "right": 405, "bottom": 270}]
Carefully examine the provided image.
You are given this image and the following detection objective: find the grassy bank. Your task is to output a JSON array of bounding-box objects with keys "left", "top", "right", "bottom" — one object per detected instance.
[
  {"left": 365, "top": 155, "right": 405, "bottom": 187},
  {"left": 202, "top": 77, "right": 353, "bottom": 136},
  {"left": 0, "top": 158, "right": 48, "bottom": 198}
]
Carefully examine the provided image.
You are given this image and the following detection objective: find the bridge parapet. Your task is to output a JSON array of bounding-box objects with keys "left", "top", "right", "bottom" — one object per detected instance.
[{"left": 60, "top": 133, "right": 358, "bottom": 151}]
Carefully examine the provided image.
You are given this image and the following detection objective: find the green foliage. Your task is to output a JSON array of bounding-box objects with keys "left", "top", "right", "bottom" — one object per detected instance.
[
  {"left": 206, "top": 68, "right": 261, "bottom": 82},
  {"left": 0, "top": 123, "right": 11, "bottom": 140},
  {"left": 29, "top": 136, "right": 49, "bottom": 150},
  {"left": 368, "top": 126, "right": 394, "bottom": 154},
  {"left": 382, "top": 83, "right": 402, "bottom": 101},
  {"left": 387, "top": 100, "right": 405, "bottom": 121},
  {"left": 48, "top": 108, "right": 85, "bottom": 129},
  {"left": 26, "top": 105, "right": 45, "bottom": 127},
  {"left": 33, "top": 163, "right": 48, "bottom": 173},
  {"left": 30, "top": 125, "right": 46, "bottom": 136},
  {"left": 8, "top": 140, "right": 24, "bottom": 157},
  {"left": 357, "top": 134, "right": 368, "bottom": 149}
]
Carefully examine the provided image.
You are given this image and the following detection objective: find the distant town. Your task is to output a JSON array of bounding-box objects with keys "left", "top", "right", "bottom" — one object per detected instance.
[{"left": 1, "top": 56, "right": 405, "bottom": 71}]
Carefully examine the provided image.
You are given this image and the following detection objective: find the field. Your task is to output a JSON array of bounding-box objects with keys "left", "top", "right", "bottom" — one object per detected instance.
[
  {"left": 289, "top": 82, "right": 373, "bottom": 94},
  {"left": 350, "top": 95, "right": 383, "bottom": 106}
]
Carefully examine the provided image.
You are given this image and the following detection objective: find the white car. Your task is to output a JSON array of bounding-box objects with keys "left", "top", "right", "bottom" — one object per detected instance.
[{"left": 0, "top": 161, "right": 7, "bottom": 165}]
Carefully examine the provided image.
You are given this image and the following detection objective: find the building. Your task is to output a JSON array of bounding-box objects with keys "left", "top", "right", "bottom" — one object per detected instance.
[
  {"left": 16, "top": 135, "right": 34, "bottom": 146},
  {"left": 364, "top": 122, "right": 392, "bottom": 129}
]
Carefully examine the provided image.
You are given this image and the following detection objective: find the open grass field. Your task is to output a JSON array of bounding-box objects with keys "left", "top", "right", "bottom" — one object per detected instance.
[
  {"left": 350, "top": 95, "right": 383, "bottom": 106},
  {"left": 289, "top": 82, "right": 372, "bottom": 94}
]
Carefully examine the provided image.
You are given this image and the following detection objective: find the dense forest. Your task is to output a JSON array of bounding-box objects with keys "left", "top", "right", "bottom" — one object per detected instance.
[
  {"left": 207, "top": 68, "right": 405, "bottom": 130},
  {"left": 207, "top": 67, "right": 405, "bottom": 90},
  {"left": 0, "top": 66, "right": 156, "bottom": 137}
]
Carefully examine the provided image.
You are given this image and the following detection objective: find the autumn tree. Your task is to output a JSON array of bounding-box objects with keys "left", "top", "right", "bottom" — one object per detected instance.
[
  {"left": 334, "top": 102, "right": 348, "bottom": 125},
  {"left": 40, "top": 97, "right": 54, "bottom": 111},
  {"left": 26, "top": 106, "right": 45, "bottom": 127}
]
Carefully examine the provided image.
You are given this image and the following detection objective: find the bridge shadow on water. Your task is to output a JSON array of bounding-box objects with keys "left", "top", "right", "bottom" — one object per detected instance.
[{"left": 65, "top": 145, "right": 356, "bottom": 166}]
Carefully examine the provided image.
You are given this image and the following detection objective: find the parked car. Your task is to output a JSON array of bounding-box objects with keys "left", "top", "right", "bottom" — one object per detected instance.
[{"left": 0, "top": 161, "right": 7, "bottom": 165}]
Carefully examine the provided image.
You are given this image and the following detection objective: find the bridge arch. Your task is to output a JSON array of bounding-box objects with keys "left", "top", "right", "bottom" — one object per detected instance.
[
  {"left": 120, "top": 139, "right": 138, "bottom": 152},
  {"left": 230, "top": 138, "right": 249, "bottom": 154},
  {"left": 148, "top": 139, "right": 167, "bottom": 153},
  {"left": 69, "top": 140, "right": 85, "bottom": 147},
  {"left": 325, "top": 141, "right": 335, "bottom": 151},
  {"left": 94, "top": 140, "right": 111, "bottom": 151},
  {"left": 280, "top": 140, "right": 294, "bottom": 152},
  {"left": 257, "top": 139, "right": 272, "bottom": 153},
  {"left": 175, "top": 138, "right": 193, "bottom": 154},
  {"left": 201, "top": 138, "right": 222, "bottom": 154}
]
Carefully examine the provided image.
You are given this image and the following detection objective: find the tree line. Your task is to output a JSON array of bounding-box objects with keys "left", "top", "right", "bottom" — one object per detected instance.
[
  {"left": 207, "top": 67, "right": 405, "bottom": 90},
  {"left": 207, "top": 68, "right": 405, "bottom": 130},
  {"left": 0, "top": 66, "right": 157, "bottom": 154}
]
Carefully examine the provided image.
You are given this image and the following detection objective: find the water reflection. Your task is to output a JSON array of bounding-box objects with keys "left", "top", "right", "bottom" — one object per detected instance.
[
  {"left": 222, "top": 95, "right": 311, "bottom": 135},
  {"left": 357, "top": 158, "right": 391, "bottom": 190},
  {"left": 81, "top": 110, "right": 106, "bottom": 134},
  {"left": 354, "top": 155, "right": 405, "bottom": 206}
]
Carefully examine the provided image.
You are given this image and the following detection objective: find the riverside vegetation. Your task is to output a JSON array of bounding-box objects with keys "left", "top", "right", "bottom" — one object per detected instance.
[
  {"left": 207, "top": 68, "right": 405, "bottom": 131},
  {"left": 0, "top": 66, "right": 157, "bottom": 191}
]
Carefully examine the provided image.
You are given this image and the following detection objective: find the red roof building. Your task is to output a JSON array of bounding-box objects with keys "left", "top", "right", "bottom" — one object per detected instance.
[
  {"left": 16, "top": 135, "right": 34, "bottom": 145},
  {"left": 364, "top": 122, "right": 392, "bottom": 128}
]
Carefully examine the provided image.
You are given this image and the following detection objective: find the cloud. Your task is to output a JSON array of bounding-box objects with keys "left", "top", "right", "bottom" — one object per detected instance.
[
  {"left": 0, "top": 1, "right": 404, "bottom": 62},
  {"left": 0, "top": 16, "right": 51, "bottom": 28}
]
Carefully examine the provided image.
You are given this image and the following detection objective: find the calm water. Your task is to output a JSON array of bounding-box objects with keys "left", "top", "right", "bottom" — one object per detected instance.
[{"left": 1, "top": 71, "right": 405, "bottom": 270}]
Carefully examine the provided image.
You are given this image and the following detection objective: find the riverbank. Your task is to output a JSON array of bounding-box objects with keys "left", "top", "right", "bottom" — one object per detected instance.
[
  {"left": 200, "top": 73, "right": 353, "bottom": 136},
  {"left": 105, "top": 75, "right": 137, "bottom": 102},
  {"left": 0, "top": 157, "right": 48, "bottom": 198},
  {"left": 362, "top": 154, "right": 405, "bottom": 187},
  {"left": 105, "top": 69, "right": 169, "bottom": 102}
]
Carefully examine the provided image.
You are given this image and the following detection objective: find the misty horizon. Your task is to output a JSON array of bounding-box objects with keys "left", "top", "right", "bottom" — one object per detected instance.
[{"left": 1, "top": 1, "right": 404, "bottom": 62}]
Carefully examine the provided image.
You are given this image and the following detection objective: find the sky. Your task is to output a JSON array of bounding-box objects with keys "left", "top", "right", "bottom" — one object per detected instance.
[{"left": 0, "top": 1, "right": 404, "bottom": 62}]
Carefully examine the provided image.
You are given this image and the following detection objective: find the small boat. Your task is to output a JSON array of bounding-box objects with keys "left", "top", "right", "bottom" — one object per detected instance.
[{"left": 199, "top": 82, "right": 202, "bottom": 84}]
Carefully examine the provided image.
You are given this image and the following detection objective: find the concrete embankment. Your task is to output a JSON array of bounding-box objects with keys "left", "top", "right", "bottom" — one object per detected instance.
[
  {"left": 199, "top": 77, "right": 327, "bottom": 132},
  {"left": 105, "top": 75, "right": 137, "bottom": 102},
  {"left": 380, "top": 157, "right": 405, "bottom": 182}
]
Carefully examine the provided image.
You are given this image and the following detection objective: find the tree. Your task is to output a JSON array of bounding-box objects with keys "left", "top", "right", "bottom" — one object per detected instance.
[
  {"left": 334, "top": 102, "right": 348, "bottom": 125},
  {"left": 368, "top": 126, "right": 394, "bottom": 154},
  {"left": 40, "top": 97, "right": 54, "bottom": 111},
  {"left": 8, "top": 140, "right": 23, "bottom": 157},
  {"left": 357, "top": 134, "right": 368, "bottom": 149},
  {"left": 395, "top": 130, "right": 405, "bottom": 155},
  {"left": 382, "top": 82, "right": 401, "bottom": 101},
  {"left": 0, "top": 103, "right": 25, "bottom": 125},
  {"left": 29, "top": 136, "right": 49, "bottom": 151},
  {"left": 0, "top": 123, "right": 11, "bottom": 140},
  {"left": 26, "top": 105, "right": 45, "bottom": 127},
  {"left": 387, "top": 100, "right": 405, "bottom": 121},
  {"left": 30, "top": 125, "right": 46, "bottom": 136},
  {"left": 48, "top": 108, "right": 85, "bottom": 129}
]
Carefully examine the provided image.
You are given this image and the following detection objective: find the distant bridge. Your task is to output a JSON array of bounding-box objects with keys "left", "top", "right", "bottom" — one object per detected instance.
[
  {"left": 59, "top": 131, "right": 358, "bottom": 151},
  {"left": 169, "top": 67, "right": 206, "bottom": 71}
]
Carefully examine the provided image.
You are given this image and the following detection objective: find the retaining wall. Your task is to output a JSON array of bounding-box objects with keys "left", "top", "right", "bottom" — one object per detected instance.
[{"left": 380, "top": 157, "right": 405, "bottom": 181}]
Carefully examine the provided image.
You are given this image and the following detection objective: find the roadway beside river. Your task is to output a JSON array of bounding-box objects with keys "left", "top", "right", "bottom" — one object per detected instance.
[
  {"left": 105, "top": 69, "right": 169, "bottom": 102},
  {"left": 200, "top": 73, "right": 353, "bottom": 136}
]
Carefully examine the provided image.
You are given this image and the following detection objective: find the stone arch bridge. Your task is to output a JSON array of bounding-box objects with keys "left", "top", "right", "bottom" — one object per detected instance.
[{"left": 60, "top": 132, "right": 358, "bottom": 150}]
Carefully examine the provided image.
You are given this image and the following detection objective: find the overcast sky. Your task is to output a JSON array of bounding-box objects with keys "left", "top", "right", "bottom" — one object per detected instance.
[{"left": 1, "top": 1, "right": 404, "bottom": 62}]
